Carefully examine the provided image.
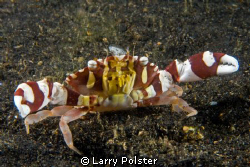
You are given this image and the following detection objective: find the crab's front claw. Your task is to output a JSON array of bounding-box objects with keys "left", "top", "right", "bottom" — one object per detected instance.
[
  {"left": 14, "top": 79, "right": 67, "bottom": 118},
  {"left": 14, "top": 79, "right": 52, "bottom": 118},
  {"left": 216, "top": 54, "right": 239, "bottom": 75},
  {"left": 166, "top": 51, "right": 239, "bottom": 82}
]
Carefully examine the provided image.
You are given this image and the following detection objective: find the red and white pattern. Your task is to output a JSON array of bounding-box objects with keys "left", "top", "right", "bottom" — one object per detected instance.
[
  {"left": 14, "top": 79, "right": 68, "bottom": 117},
  {"left": 165, "top": 51, "right": 239, "bottom": 82},
  {"left": 14, "top": 47, "right": 239, "bottom": 154}
]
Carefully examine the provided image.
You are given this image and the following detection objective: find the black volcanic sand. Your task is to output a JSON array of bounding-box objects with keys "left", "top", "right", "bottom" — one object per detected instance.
[{"left": 0, "top": 0, "right": 249, "bottom": 166}]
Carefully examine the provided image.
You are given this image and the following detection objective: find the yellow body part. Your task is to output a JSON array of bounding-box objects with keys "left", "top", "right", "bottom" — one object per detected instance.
[
  {"left": 87, "top": 71, "right": 95, "bottom": 89},
  {"left": 102, "top": 56, "right": 136, "bottom": 96},
  {"left": 77, "top": 95, "right": 98, "bottom": 106}
]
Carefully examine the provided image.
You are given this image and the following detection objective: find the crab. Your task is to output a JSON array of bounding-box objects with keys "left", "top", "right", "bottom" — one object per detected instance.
[{"left": 14, "top": 45, "right": 239, "bottom": 154}]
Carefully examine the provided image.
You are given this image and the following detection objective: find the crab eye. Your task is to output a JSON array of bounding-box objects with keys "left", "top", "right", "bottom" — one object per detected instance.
[
  {"left": 88, "top": 60, "right": 97, "bottom": 70},
  {"left": 139, "top": 57, "right": 148, "bottom": 66}
]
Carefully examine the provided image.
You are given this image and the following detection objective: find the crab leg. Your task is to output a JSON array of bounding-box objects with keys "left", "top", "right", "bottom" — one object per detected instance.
[
  {"left": 24, "top": 106, "right": 74, "bottom": 134},
  {"left": 137, "top": 90, "right": 197, "bottom": 117},
  {"left": 170, "top": 97, "right": 197, "bottom": 117},
  {"left": 131, "top": 68, "right": 197, "bottom": 116},
  {"left": 166, "top": 51, "right": 239, "bottom": 82},
  {"left": 59, "top": 107, "right": 90, "bottom": 155}
]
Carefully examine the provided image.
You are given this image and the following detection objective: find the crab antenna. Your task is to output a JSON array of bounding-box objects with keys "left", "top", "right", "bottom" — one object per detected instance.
[
  {"left": 132, "top": 45, "right": 136, "bottom": 57},
  {"left": 104, "top": 48, "right": 109, "bottom": 57},
  {"left": 166, "top": 51, "right": 239, "bottom": 82},
  {"left": 126, "top": 46, "right": 130, "bottom": 55}
]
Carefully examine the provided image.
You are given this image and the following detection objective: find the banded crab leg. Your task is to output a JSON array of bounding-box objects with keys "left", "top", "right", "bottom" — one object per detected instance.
[
  {"left": 136, "top": 87, "right": 197, "bottom": 117},
  {"left": 59, "top": 106, "right": 91, "bottom": 155},
  {"left": 25, "top": 105, "right": 92, "bottom": 155},
  {"left": 24, "top": 106, "right": 74, "bottom": 134},
  {"left": 166, "top": 51, "right": 239, "bottom": 82},
  {"left": 131, "top": 67, "right": 197, "bottom": 116}
]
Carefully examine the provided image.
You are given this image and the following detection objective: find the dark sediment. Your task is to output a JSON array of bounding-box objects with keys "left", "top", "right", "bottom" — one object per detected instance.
[{"left": 0, "top": 0, "right": 249, "bottom": 166}]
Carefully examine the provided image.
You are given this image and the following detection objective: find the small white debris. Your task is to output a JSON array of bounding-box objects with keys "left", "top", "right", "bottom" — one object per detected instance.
[{"left": 210, "top": 101, "right": 218, "bottom": 106}]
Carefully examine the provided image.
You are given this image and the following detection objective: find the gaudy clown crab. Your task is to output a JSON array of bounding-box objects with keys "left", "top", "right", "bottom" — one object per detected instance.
[{"left": 14, "top": 45, "right": 239, "bottom": 154}]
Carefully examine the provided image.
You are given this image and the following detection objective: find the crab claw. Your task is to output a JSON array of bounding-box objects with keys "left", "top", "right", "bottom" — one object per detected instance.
[
  {"left": 14, "top": 79, "right": 67, "bottom": 118},
  {"left": 166, "top": 51, "right": 239, "bottom": 82}
]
